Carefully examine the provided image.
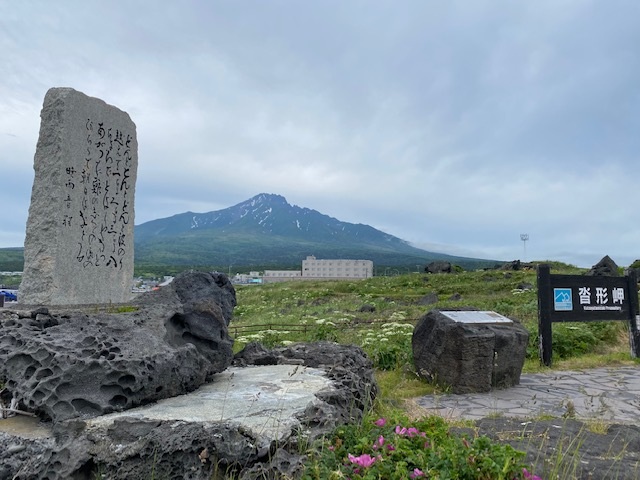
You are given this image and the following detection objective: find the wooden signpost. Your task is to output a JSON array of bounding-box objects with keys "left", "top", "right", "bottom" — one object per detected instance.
[{"left": 537, "top": 264, "right": 640, "bottom": 366}]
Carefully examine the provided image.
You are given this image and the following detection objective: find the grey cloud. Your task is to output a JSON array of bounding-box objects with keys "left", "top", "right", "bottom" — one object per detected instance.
[{"left": 1, "top": 1, "right": 639, "bottom": 266}]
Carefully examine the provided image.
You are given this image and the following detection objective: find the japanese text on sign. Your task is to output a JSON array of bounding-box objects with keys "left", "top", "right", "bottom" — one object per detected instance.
[{"left": 554, "top": 286, "right": 625, "bottom": 312}]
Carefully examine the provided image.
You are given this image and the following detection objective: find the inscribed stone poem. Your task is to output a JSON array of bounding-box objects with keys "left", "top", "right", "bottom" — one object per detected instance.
[{"left": 20, "top": 88, "right": 138, "bottom": 305}]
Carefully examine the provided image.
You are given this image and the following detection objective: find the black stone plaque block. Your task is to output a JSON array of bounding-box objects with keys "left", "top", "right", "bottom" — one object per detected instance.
[{"left": 412, "top": 309, "right": 529, "bottom": 394}]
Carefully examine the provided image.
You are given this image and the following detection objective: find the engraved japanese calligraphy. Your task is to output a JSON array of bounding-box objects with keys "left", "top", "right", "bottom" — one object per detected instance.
[{"left": 71, "top": 118, "right": 133, "bottom": 269}]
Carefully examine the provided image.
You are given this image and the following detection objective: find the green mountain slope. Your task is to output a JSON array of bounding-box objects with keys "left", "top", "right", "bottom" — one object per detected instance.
[
  {"left": 134, "top": 193, "right": 499, "bottom": 270},
  {"left": 0, "top": 194, "right": 501, "bottom": 272}
]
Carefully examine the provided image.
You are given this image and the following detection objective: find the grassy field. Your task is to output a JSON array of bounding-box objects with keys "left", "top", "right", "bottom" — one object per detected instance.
[
  {"left": 232, "top": 263, "right": 636, "bottom": 373},
  {"left": 230, "top": 263, "right": 639, "bottom": 479}
]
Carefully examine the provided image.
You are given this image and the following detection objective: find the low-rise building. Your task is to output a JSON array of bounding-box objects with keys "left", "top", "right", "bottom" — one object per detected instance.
[
  {"left": 232, "top": 271, "right": 263, "bottom": 284},
  {"left": 262, "top": 270, "right": 302, "bottom": 283},
  {"left": 261, "top": 256, "right": 374, "bottom": 283},
  {"left": 302, "top": 256, "right": 373, "bottom": 278}
]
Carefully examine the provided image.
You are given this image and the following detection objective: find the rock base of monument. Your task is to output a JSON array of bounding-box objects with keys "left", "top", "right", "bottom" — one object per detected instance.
[
  {"left": 0, "top": 342, "right": 376, "bottom": 480},
  {"left": 412, "top": 309, "right": 529, "bottom": 394},
  {"left": 0, "top": 272, "right": 236, "bottom": 423}
]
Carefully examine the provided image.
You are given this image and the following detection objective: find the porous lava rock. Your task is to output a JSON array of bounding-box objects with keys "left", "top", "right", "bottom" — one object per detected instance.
[
  {"left": 0, "top": 271, "right": 235, "bottom": 423},
  {"left": 585, "top": 255, "right": 619, "bottom": 276},
  {"left": 412, "top": 309, "right": 529, "bottom": 393},
  {"left": 500, "top": 260, "right": 534, "bottom": 271},
  {"left": 1, "top": 342, "right": 377, "bottom": 480}
]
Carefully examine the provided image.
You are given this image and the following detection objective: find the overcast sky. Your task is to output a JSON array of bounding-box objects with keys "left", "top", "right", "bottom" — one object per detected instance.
[{"left": 1, "top": 1, "right": 639, "bottom": 267}]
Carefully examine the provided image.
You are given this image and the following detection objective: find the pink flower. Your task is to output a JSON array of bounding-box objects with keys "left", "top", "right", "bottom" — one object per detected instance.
[
  {"left": 410, "top": 468, "right": 425, "bottom": 478},
  {"left": 374, "top": 418, "right": 387, "bottom": 427},
  {"left": 328, "top": 445, "right": 335, "bottom": 451},
  {"left": 372, "top": 435, "right": 385, "bottom": 450},
  {"left": 347, "top": 453, "right": 379, "bottom": 468},
  {"left": 395, "top": 425, "right": 407, "bottom": 435},
  {"left": 522, "top": 468, "right": 542, "bottom": 480},
  {"left": 406, "top": 427, "right": 420, "bottom": 437}
]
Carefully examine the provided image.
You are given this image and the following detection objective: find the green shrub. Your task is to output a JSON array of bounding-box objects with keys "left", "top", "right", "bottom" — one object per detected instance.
[
  {"left": 310, "top": 319, "right": 339, "bottom": 342},
  {"left": 551, "top": 322, "right": 622, "bottom": 359}
]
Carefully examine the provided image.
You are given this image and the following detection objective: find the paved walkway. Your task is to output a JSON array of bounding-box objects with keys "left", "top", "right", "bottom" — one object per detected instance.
[{"left": 415, "top": 366, "right": 640, "bottom": 423}]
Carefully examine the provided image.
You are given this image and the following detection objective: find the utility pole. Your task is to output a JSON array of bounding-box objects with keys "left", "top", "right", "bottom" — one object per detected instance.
[{"left": 520, "top": 234, "right": 529, "bottom": 262}]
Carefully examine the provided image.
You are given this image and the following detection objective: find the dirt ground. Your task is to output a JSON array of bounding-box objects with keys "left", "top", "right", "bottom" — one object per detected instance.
[{"left": 450, "top": 417, "right": 640, "bottom": 480}]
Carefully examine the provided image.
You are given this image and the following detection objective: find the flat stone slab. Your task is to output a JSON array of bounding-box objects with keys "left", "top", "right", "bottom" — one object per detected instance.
[
  {"left": 0, "top": 365, "right": 331, "bottom": 442},
  {"left": 88, "top": 365, "right": 331, "bottom": 440}
]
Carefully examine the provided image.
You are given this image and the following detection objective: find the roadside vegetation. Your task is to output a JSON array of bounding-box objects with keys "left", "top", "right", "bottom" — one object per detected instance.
[{"left": 232, "top": 262, "right": 638, "bottom": 479}]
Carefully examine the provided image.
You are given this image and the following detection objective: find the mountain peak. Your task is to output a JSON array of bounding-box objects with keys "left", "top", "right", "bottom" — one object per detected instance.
[
  {"left": 244, "top": 193, "right": 288, "bottom": 208},
  {"left": 134, "top": 194, "right": 496, "bottom": 269}
]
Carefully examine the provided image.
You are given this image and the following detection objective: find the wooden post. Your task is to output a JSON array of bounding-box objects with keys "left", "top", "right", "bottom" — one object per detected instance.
[
  {"left": 627, "top": 269, "right": 640, "bottom": 358},
  {"left": 537, "top": 264, "right": 553, "bottom": 366}
]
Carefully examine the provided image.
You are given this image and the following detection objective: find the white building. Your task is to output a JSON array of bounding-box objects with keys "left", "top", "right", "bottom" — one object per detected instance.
[
  {"left": 231, "top": 271, "right": 264, "bottom": 284},
  {"left": 302, "top": 256, "right": 373, "bottom": 278},
  {"left": 262, "top": 270, "right": 302, "bottom": 279},
  {"left": 261, "top": 256, "right": 374, "bottom": 283}
]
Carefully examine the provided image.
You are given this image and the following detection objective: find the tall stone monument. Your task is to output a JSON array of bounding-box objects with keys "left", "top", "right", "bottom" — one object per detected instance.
[{"left": 20, "top": 88, "right": 138, "bottom": 305}]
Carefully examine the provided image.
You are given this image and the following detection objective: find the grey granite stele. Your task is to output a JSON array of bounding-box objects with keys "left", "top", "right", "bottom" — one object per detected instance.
[{"left": 20, "top": 87, "right": 138, "bottom": 305}]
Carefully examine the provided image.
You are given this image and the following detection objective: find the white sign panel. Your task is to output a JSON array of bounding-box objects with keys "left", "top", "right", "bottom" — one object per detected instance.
[{"left": 441, "top": 311, "right": 513, "bottom": 325}]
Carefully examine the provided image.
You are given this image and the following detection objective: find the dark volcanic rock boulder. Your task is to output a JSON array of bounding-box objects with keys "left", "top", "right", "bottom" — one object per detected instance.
[
  {"left": 500, "top": 260, "right": 534, "bottom": 271},
  {"left": 232, "top": 341, "right": 280, "bottom": 366},
  {"left": 7, "top": 419, "right": 264, "bottom": 480},
  {"left": 358, "top": 303, "right": 376, "bottom": 313},
  {"left": 425, "top": 261, "right": 452, "bottom": 274},
  {"left": 585, "top": 255, "right": 619, "bottom": 276},
  {"left": 0, "top": 271, "right": 235, "bottom": 423},
  {"left": 416, "top": 292, "right": 439, "bottom": 305},
  {"left": 516, "top": 282, "right": 534, "bottom": 291},
  {"left": 2, "top": 342, "right": 377, "bottom": 480},
  {"left": 0, "top": 431, "right": 56, "bottom": 480},
  {"left": 501, "top": 260, "right": 522, "bottom": 270},
  {"left": 412, "top": 309, "right": 529, "bottom": 393}
]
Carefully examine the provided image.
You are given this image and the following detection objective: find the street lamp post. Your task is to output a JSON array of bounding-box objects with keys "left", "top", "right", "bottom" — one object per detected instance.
[{"left": 520, "top": 234, "right": 529, "bottom": 262}]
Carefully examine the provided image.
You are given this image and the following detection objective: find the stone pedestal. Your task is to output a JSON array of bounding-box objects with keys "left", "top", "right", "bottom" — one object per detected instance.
[{"left": 412, "top": 309, "right": 529, "bottom": 394}]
